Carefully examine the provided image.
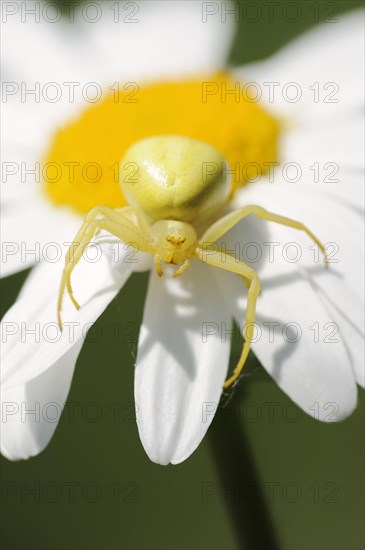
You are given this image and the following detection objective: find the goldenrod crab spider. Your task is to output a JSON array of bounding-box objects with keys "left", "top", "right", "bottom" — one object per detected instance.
[{"left": 57, "top": 136, "right": 328, "bottom": 389}]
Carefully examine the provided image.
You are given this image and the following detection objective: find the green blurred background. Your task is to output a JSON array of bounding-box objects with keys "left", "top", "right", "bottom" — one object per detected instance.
[{"left": 1, "top": 1, "right": 364, "bottom": 549}]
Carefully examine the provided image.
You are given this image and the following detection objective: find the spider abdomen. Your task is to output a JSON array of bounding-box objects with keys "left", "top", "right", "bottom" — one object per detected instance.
[{"left": 120, "top": 135, "right": 231, "bottom": 223}]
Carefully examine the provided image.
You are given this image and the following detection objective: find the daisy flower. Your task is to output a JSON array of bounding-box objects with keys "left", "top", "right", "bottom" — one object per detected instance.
[{"left": 1, "top": 3, "right": 364, "bottom": 465}]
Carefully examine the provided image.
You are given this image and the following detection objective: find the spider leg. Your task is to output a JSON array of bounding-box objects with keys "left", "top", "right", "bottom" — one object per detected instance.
[
  {"left": 154, "top": 254, "right": 163, "bottom": 277},
  {"left": 57, "top": 206, "right": 151, "bottom": 329},
  {"left": 173, "top": 259, "right": 191, "bottom": 278},
  {"left": 195, "top": 246, "right": 261, "bottom": 389},
  {"left": 200, "top": 204, "right": 328, "bottom": 266}
]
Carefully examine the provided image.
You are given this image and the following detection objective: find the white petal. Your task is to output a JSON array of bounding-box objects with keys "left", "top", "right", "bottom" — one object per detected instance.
[
  {"left": 268, "top": 168, "right": 365, "bottom": 215},
  {"left": 216, "top": 264, "right": 357, "bottom": 421},
  {"left": 0, "top": 340, "right": 82, "bottom": 461},
  {"left": 1, "top": 115, "right": 47, "bottom": 206},
  {"left": 214, "top": 183, "right": 360, "bottom": 419},
  {"left": 282, "top": 113, "right": 364, "bottom": 171},
  {"left": 135, "top": 261, "right": 231, "bottom": 465},
  {"left": 235, "top": 179, "right": 364, "bottom": 389},
  {"left": 236, "top": 9, "right": 364, "bottom": 121},
  {"left": 84, "top": 1, "right": 235, "bottom": 82},
  {"left": 0, "top": 199, "right": 80, "bottom": 277},
  {"left": 317, "top": 290, "right": 365, "bottom": 388},
  {"left": 236, "top": 180, "right": 364, "bottom": 330},
  {"left": 3, "top": 1, "right": 233, "bottom": 83},
  {"left": 1, "top": 242, "right": 151, "bottom": 389},
  {"left": 2, "top": 0, "right": 234, "bottom": 165}
]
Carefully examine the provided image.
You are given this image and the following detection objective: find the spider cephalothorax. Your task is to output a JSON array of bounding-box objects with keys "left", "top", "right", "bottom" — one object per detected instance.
[{"left": 58, "top": 135, "right": 327, "bottom": 388}]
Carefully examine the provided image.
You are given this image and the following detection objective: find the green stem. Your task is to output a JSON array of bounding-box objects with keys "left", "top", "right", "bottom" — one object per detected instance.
[{"left": 208, "top": 399, "right": 280, "bottom": 550}]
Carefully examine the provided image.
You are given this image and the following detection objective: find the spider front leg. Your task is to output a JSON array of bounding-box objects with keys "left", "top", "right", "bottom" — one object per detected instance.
[
  {"left": 196, "top": 246, "right": 261, "bottom": 389},
  {"left": 201, "top": 204, "right": 329, "bottom": 266},
  {"left": 173, "top": 259, "right": 191, "bottom": 277},
  {"left": 57, "top": 205, "right": 150, "bottom": 329}
]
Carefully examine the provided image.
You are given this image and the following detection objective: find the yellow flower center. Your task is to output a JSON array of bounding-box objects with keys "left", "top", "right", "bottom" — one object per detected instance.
[{"left": 44, "top": 73, "right": 279, "bottom": 214}]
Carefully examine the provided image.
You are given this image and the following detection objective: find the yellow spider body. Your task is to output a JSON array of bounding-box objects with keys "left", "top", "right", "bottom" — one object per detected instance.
[
  {"left": 121, "top": 136, "right": 230, "bottom": 223},
  {"left": 58, "top": 136, "right": 328, "bottom": 389}
]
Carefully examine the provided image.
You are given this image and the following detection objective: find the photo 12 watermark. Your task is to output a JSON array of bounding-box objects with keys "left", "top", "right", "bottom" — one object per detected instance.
[
  {"left": 201, "top": 2, "right": 341, "bottom": 24},
  {"left": 202, "top": 80, "right": 340, "bottom": 104},
  {"left": 201, "top": 480, "right": 340, "bottom": 504},
  {"left": 1, "top": 480, "right": 140, "bottom": 504},
  {"left": 1, "top": 1, "right": 140, "bottom": 24}
]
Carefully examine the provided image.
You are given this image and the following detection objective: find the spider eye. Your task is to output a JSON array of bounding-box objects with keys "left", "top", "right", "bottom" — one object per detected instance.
[{"left": 165, "top": 235, "right": 186, "bottom": 245}]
